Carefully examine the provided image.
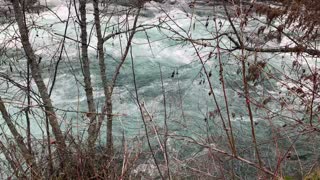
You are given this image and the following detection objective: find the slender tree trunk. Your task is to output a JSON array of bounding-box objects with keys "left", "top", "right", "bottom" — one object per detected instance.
[
  {"left": 0, "top": 98, "right": 40, "bottom": 178},
  {"left": 90, "top": 0, "right": 140, "bottom": 160},
  {"left": 108, "top": 8, "right": 141, "bottom": 156},
  {"left": 78, "top": 1, "right": 99, "bottom": 176},
  {"left": 0, "top": 141, "right": 23, "bottom": 178},
  {"left": 10, "top": 0, "right": 72, "bottom": 174},
  {"left": 87, "top": 2, "right": 116, "bottom": 177},
  {"left": 79, "top": 0, "right": 97, "bottom": 146},
  {"left": 88, "top": 0, "right": 110, "bottom": 147},
  {"left": 106, "top": 97, "right": 113, "bottom": 156}
]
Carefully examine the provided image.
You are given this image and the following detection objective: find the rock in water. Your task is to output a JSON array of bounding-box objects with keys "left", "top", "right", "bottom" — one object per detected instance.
[
  {"left": 39, "top": 0, "right": 62, "bottom": 7},
  {"left": 169, "top": 0, "right": 176, "bottom": 4}
]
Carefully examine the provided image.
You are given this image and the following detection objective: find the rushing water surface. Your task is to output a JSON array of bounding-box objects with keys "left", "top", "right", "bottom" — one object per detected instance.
[{"left": 0, "top": 1, "right": 319, "bottom": 178}]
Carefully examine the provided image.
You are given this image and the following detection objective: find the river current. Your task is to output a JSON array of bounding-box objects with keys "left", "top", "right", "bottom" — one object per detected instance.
[{"left": 0, "top": 1, "right": 319, "bottom": 178}]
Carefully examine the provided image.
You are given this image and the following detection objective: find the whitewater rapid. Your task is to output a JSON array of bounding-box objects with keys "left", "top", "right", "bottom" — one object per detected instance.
[{"left": 0, "top": 1, "right": 280, "bottom": 140}]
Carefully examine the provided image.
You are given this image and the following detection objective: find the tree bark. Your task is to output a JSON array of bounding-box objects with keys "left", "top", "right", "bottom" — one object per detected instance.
[
  {"left": 0, "top": 140, "right": 24, "bottom": 178},
  {"left": 0, "top": 98, "right": 40, "bottom": 178},
  {"left": 79, "top": 0, "right": 97, "bottom": 146},
  {"left": 88, "top": 0, "right": 107, "bottom": 147},
  {"left": 106, "top": 8, "right": 141, "bottom": 157},
  {"left": 78, "top": 1, "right": 100, "bottom": 176},
  {"left": 10, "top": 0, "right": 72, "bottom": 174}
]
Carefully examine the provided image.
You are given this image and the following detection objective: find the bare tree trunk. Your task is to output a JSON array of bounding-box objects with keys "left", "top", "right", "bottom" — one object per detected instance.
[
  {"left": 79, "top": 0, "right": 97, "bottom": 146},
  {"left": 91, "top": 1, "right": 141, "bottom": 159},
  {"left": 105, "top": 96, "right": 113, "bottom": 156},
  {"left": 90, "top": 0, "right": 112, "bottom": 156},
  {"left": 10, "top": 0, "right": 72, "bottom": 174},
  {"left": 0, "top": 98, "right": 40, "bottom": 178},
  {"left": 0, "top": 141, "right": 23, "bottom": 178},
  {"left": 78, "top": 0, "right": 99, "bottom": 176},
  {"left": 107, "top": 8, "right": 141, "bottom": 157}
]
